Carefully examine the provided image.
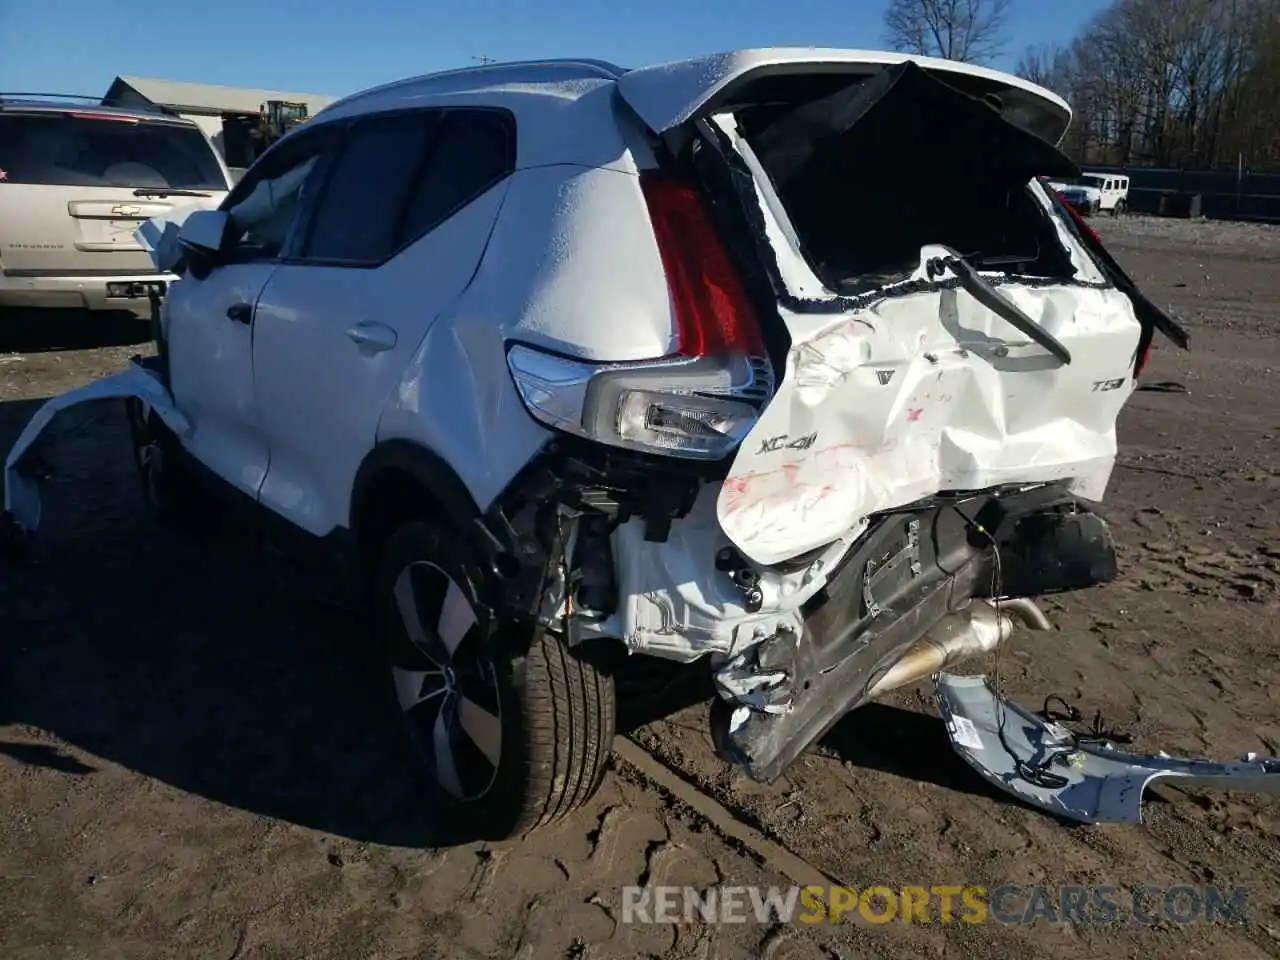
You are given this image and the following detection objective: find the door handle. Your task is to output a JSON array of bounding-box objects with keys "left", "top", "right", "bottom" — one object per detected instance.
[
  {"left": 345, "top": 322, "right": 397, "bottom": 352},
  {"left": 226, "top": 303, "right": 252, "bottom": 324}
]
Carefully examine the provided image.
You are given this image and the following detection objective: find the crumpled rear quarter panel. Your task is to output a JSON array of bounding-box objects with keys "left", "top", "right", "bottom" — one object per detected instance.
[{"left": 718, "top": 280, "right": 1142, "bottom": 565}]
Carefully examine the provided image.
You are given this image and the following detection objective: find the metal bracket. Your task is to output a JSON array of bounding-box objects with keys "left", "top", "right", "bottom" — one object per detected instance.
[{"left": 862, "top": 518, "right": 922, "bottom": 618}]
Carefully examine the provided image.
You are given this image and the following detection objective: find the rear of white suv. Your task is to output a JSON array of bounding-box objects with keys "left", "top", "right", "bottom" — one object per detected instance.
[
  {"left": 0, "top": 96, "right": 230, "bottom": 316},
  {"left": 6, "top": 52, "right": 1212, "bottom": 842}
]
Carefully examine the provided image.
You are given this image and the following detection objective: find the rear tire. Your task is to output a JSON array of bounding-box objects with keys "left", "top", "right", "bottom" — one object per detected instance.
[
  {"left": 375, "top": 518, "right": 615, "bottom": 842},
  {"left": 1112, "top": 200, "right": 1126, "bottom": 217}
]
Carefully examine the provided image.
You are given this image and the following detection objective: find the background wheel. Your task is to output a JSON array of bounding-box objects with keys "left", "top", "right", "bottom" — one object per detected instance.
[
  {"left": 1112, "top": 200, "right": 1126, "bottom": 217},
  {"left": 376, "top": 518, "right": 615, "bottom": 842},
  {"left": 125, "top": 398, "right": 213, "bottom": 532}
]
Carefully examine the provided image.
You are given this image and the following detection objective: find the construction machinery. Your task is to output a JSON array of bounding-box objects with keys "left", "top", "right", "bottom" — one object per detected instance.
[
  {"left": 241, "top": 100, "right": 309, "bottom": 161},
  {"left": 264, "top": 100, "right": 309, "bottom": 139}
]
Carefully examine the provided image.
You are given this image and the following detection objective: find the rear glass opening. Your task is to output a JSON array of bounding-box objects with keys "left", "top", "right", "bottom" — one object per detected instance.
[
  {"left": 730, "top": 62, "right": 1082, "bottom": 294},
  {"left": 0, "top": 113, "right": 226, "bottom": 190}
]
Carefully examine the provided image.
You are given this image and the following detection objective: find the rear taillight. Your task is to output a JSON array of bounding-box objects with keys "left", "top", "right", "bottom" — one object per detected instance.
[
  {"left": 1062, "top": 201, "right": 1101, "bottom": 243},
  {"left": 1134, "top": 340, "right": 1154, "bottom": 378},
  {"left": 505, "top": 169, "right": 773, "bottom": 461},
  {"left": 639, "top": 170, "right": 765, "bottom": 359}
]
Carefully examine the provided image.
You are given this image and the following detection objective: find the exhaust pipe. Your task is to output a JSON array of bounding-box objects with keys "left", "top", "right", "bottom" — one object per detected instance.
[
  {"left": 866, "top": 598, "right": 1050, "bottom": 698},
  {"left": 994, "top": 596, "right": 1053, "bottom": 632}
]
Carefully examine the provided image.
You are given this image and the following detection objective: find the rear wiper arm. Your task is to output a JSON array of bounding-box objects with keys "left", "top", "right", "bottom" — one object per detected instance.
[
  {"left": 132, "top": 188, "right": 211, "bottom": 198},
  {"left": 927, "top": 251, "right": 1073, "bottom": 365}
]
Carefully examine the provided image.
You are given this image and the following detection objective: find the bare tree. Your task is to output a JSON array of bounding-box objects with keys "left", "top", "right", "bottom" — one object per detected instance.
[
  {"left": 1027, "top": 0, "right": 1280, "bottom": 169},
  {"left": 1016, "top": 42, "right": 1072, "bottom": 93},
  {"left": 885, "top": 0, "right": 1280, "bottom": 168},
  {"left": 883, "top": 0, "right": 1014, "bottom": 64}
]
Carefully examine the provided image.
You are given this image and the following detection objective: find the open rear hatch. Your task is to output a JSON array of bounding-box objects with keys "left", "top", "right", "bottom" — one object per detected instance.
[{"left": 619, "top": 52, "right": 1188, "bottom": 566}]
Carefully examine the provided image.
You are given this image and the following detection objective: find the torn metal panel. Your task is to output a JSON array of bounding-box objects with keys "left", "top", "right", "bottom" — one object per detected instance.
[
  {"left": 935, "top": 673, "right": 1280, "bottom": 824},
  {"left": 717, "top": 267, "right": 1140, "bottom": 566},
  {"left": 3, "top": 360, "right": 188, "bottom": 534}
]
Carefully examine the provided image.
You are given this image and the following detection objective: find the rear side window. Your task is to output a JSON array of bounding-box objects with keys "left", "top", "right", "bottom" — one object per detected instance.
[
  {"left": 301, "top": 107, "right": 516, "bottom": 266},
  {"left": 0, "top": 113, "right": 225, "bottom": 190},
  {"left": 302, "top": 112, "right": 440, "bottom": 263},
  {"left": 400, "top": 110, "right": 516, "bottom": 242}
]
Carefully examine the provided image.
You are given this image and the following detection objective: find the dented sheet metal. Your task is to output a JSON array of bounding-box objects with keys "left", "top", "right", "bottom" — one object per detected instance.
[
  {"left": 3, "top": 361, "right": 187, "bottom": 534},
  {"left": 717, "top": 253, "right": 1142, "bottom": 565},
  {"left": 935, "top": 673, "right": 1280, "bottom": 824}
]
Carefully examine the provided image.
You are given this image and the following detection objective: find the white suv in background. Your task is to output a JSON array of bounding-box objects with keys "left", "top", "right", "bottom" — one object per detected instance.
[
  {"left": 1087, "top": 171, "right": 1130, "bottom": 215},
  {"left": 0, "top": 95, "right": 230, "bottom": 316},
  {"left": 4, "top": 51, "right": 1189, "bottom": 841},
  {"left": 1048, "top": 172, "right": 1130, "bottom": 217}
]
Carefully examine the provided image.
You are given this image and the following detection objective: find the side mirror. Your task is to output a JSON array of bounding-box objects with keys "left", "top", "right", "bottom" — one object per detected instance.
[
  {"left": 176, "top": 209, "right": 232, "bottom": 280},
  {"left": 135, "top": 207, "right": 231, "bottom": 276},
  {"left": 177, "top": 209, "right": 231, "bottom": 256}
]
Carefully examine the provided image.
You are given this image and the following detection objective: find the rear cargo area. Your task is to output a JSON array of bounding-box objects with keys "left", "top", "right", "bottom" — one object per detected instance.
[{"left": 734, "top": 61, "right": 1083, "bottom": 293}]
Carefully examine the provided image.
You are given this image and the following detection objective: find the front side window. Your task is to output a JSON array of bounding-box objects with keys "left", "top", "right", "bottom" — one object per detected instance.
[{"left": 222, "top": 132, "right": 334, "bottom": 259}]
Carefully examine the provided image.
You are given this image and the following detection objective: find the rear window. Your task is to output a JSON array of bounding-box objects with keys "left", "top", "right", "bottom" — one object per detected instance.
[
  {"left": 732, "top": 65, "right": 1084, "bottom": 291},
  {"left": 0, "top": 113, "right": 226, "bottom": 190}
]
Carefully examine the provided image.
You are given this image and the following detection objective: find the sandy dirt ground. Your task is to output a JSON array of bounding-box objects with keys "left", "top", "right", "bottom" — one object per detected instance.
[{"left": 1, "top": 217, "right": 1278, "bottom": 959}]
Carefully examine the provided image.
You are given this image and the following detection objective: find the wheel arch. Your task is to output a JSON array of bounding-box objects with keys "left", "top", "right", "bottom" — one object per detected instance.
[{"left": 351, "top": 439, "right": 483, "bottom": 592}]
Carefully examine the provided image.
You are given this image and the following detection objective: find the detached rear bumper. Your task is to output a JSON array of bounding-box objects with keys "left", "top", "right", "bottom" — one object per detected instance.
[
  {"left": 0, "top": 272, "right": 172, "bottom": 315},
  {"left": 3, "top": 358, "right": 186, "bottom": 544},
  {"left": 937, "top": 673, "right": 1280, "bottom": 823}
]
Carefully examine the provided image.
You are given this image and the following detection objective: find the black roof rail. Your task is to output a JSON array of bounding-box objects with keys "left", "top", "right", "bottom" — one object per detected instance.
[
  {"left": 0, "top": 92, "right": 106, "bottom": 104},
  {"left": 0, "top": 91, "right": 186, "bottom": 119},
  {"left": 99, "top": 96, "right": 185, "bottom": 118}
]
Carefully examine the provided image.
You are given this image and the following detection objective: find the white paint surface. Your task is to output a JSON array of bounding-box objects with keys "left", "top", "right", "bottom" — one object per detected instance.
[
  {"left": 717, "top": 257, "right": 1140, "bottom": 565},
  {"left": 616, "top": 48, "right": 1072, "bottom": 144}
]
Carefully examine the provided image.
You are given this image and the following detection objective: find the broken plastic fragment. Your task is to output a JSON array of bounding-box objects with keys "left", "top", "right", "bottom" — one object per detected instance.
[
  {"left": 3, "top": 361, "right": 188, "bottom": 535},
  {"left": 934, "top": 673, "right": 1280, "bottom": 824}
]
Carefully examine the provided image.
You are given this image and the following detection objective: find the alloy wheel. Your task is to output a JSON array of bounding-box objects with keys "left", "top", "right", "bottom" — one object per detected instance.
[{"left": 388, "top": 561, "right": 503, "bottom": 801}]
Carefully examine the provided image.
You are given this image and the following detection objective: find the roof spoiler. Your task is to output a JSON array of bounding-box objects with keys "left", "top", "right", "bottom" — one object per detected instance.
[{"left": 615, "top": 48, "right": 1073, "bottom": 145}]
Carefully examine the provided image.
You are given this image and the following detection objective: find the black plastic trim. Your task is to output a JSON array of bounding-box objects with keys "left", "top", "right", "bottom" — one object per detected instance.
[{"left": 350, "top": 439, "right": 484, "bottom": 539}]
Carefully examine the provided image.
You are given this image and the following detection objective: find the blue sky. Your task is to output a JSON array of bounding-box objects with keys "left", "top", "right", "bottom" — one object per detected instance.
[{"left": 0, "top": 0, "right": 1106, "bottom": 99}]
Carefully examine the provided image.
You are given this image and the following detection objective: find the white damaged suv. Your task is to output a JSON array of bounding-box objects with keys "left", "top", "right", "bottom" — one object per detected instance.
[{"left": 3, "top": 50, "right": 1195, "bottom": 839}]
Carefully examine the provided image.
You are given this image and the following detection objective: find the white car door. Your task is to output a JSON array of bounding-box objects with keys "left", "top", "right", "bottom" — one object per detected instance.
[
  {"left": 251, "top": 108, "right": 516, "bottom": 536},
  {"left": 165, "top": 127, "right": 338, "bottom": 501}
]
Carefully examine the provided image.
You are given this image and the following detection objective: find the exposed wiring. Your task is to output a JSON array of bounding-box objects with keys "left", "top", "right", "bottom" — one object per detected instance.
[
  {"left": 952, "top": 506, "right": 1071, "bottom": 789},
  {"left": 1039, "top": 693, "right": 1134, "bottom": 746},
  {"left": 951, "top": 507, "right": 1136, "bottom": 787}
]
